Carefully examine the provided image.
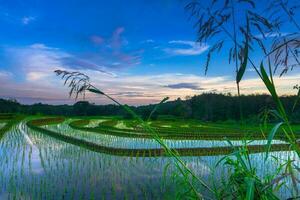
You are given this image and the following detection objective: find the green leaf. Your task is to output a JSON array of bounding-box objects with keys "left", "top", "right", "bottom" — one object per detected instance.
[
  {"left": 265, "top": 122, "right": 284, "bottom": 161},
  {"left": 236, "top": 42, "right": 248, "bottom": 84},
  {"left": 245, "top": 177, "right": 255, "bottom": 200},
  {"left": 260, "top": 62, "right": 289, "bottom": 127},
  {"left": 260, "top": 63, "right": 277, "bottom": 100},
  {"left": 87, "top": 88, "right": 104, "bottom": 95},
  {"left": 147, "top": 97, "right": 169, "bottom": 121},
  {"left": 236, "top": 16, "right": 249, "bottom": 84}
]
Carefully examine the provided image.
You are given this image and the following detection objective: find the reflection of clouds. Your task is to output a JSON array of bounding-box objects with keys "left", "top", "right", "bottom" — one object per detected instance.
[
  {"left": 1, "top": 121, "right": 298, "bottom": 199},
  {"left": 186, "top": 160, "right": 211, "bottom": 176},
  {"left": 19, "top": 123, "right": 45, "bottom": 174},
  {"left": 19, "top": 123, "right": 34, "bottom": 146}
]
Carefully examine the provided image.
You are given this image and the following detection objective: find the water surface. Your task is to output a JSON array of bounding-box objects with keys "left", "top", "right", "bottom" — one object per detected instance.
[{"left": 0, "top": 121, "right": 298, "bottom": 199}]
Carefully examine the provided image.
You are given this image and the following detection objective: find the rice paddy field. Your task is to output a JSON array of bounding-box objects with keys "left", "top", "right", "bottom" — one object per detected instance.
[{"left": 0, "top": 115, "right": 299, "bottom": 199}]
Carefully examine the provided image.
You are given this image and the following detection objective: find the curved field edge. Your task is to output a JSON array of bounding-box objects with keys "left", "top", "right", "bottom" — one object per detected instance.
[
  {"left": 69, "top": 119, "right": 287, "bottom": 141},
  {"left": 26, "top": 117, "right": 298, "bottom": 157},
  {"left": 0, "top": 114, "right": 24, "bottom": 138}
]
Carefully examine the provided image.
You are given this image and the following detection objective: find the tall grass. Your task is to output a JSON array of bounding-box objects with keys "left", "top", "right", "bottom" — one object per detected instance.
[{"left": 185, "top": 0, "right": 300, "bottom": 198}]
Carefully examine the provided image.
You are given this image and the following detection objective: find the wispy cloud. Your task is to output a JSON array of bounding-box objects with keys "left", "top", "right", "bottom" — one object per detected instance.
[
  {"left": 110, "top": 27, "right": 125, "bottom": 49},
  {"left": 0, "top": 70, "right": 13, "bottom": 79},
  {"left": 141, "top": 39, "right": 155, "bottom": 43},
  {"left": 1, "top": 67, "right": 300, "bottom": 105},
  {"left": 26, "top": 72, "right": 49, "bottom": 81},
  {"left": 3, "top": 42, "right": 299, "bottom": 105},
  {"left": 4, "top": 43, "right": 114, "bottom": 82},
  {"left": 21, "top": 16, "right": 35, "bottom": 25},
  {"left": 2, "top": 42, "right": 300, "bottom": 105},
  {"left": 30, "top": 43, "right": 57, "bottom": 50},
  {"left": 164, "top": 82, "right": 204, "bottom": 90},
  {"left": 90, "top": 35, "right": 104, "bottom": 45},
  {"left": 0, "top": 10, "right": 36, "bottom": 25},
  {"left": 88, "top": 27, "right": 142, "bottom": 69},
  {"left": 61, "top": 57, "right": 116, "bottom": 76},
  {"left": 164, "top": 40, "right": 209, "bottom": 56},
  {"left": 255, "top": 32, "right": 289, "bottom": 39}
]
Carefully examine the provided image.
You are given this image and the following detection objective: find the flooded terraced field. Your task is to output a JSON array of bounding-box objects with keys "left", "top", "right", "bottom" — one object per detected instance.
[{"left": 0, "top": 117, "right": 299, "bottom": 199}]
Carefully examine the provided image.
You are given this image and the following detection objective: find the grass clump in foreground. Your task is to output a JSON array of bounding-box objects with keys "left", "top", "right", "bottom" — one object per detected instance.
[{"left": 184, "top": 0, "right": 300, "bottom": 198}]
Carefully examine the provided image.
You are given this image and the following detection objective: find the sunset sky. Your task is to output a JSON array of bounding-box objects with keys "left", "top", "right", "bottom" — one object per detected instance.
[{"left": 1, "top": 0, "right": 300, "bottom": 105}]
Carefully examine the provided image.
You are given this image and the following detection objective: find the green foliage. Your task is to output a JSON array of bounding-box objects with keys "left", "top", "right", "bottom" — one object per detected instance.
[
  {"left": 236, "top": 17, "right": 249, "bottom": 85},
  {"left": 245, "top": 177, "right": 255, "bottom": 200},
  {"left": 147, "top": 97, "right": 169, "bottom": 121},
  {"left": 265, "top": 122, "right": 284, "bottom": 161},
  {"left": 215, "top": 143, "right": 282, "bottom": 199},
  {"left": 4, "top": 94, "right": 300, "bottom": 123},
  {"left": 186, "top": 0, "right": 300, "bottom": 198},
  {"left": 0, "top": 114, "right": 24, "bottom": 138}
]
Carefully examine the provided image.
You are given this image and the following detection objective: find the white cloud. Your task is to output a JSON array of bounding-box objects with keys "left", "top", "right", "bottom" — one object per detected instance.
[
  {"left": 5, "top": 44, "right": 67, "bottom": 82},
  {"left": 169, "top": 40, "right": 195, "bottom": 46},
  {"left": 0, "top": 70, "right": 12, "bottom": 79},
  {"left": 26, "top": 72, "right": 49, "bottom": 81},
  {"left": 4, "top": 43, "right": 114, "bottom": 82},
  {"left": 30, "top": 43, "right": 58, "bottom": 50},
  {"left": 255, "top": 32, "right": 289, "bottom": 39},
  {"left": 146, "top": 39, "right": 154, "bottom": 43},
  {"left": 0, "top": 43, "right": 117, "bottom": 104},
  {"left": 164, "top": 40, "right": 209, "bottom": 56},
  {"left": 2, "top": 44, "right": 300, "bottom": 105},
  {"left": 75, "top": 72, "right": 300, "bottom": 106},
  {"left": 142, "top": 39, "right": 155, "bottom": 43},
  {"left": 1, "top": 64, "right": 300, "bottom": 105},
  {"left": 22, "top": 16, "right": 35, "bottom": 25}
]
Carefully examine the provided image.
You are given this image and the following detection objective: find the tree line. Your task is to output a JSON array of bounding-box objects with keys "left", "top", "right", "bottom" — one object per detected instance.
[{"left": 1, "top": 93, "right": 300, "bottom": 123}]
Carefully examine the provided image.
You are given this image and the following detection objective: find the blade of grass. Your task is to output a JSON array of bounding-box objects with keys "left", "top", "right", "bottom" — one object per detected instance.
[
  {"left": 245, "top": 177, "right": 255, "bottom": 200},
  {"left": 236, "top": 23, "right": 249, "bottom": 84},
  {"left": 265, "top": 122, "right": 284, "bottom": 161},
  {"left": 147, "top": 97, "right": 169, "bottom": 121}
]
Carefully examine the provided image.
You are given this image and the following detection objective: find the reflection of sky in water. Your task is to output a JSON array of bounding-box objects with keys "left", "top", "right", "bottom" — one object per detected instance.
[
  {"left": 44, "top": 122, "right": 287, "bottom": 149},
  {"left": 0, "top": 121, "right": 298, "bottom": 199}
]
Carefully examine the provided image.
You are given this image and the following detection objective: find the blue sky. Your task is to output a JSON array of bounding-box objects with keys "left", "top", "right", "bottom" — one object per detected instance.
[{"left": 0, "top": 0, "right": 300, "bottom": 105}]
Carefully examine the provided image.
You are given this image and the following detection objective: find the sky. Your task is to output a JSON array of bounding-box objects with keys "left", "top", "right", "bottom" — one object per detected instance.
[{"left": 0, "top": 0, "right": 300, "bottom": 105}]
